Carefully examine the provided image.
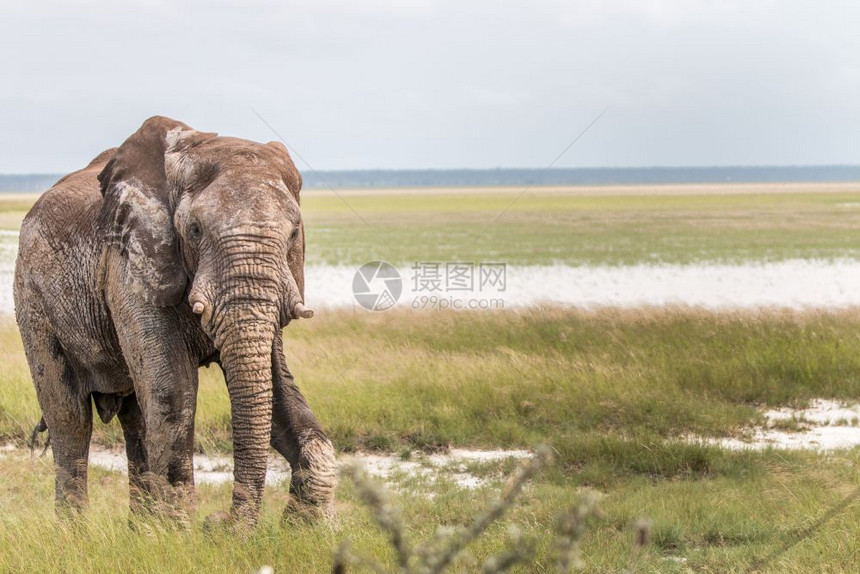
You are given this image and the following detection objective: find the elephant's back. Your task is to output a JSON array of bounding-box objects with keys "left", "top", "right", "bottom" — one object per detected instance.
[
  {"left": 15, "top": 149, "right": 116, "bottom": 340},
  {"left": 20, "top": 148, "right": 115, "bottom": 250}
]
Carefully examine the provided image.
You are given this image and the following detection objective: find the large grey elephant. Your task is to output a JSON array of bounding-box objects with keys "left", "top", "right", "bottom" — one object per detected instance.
[{"left": 14, "top": 116, "right": 336, "bottom": 524}]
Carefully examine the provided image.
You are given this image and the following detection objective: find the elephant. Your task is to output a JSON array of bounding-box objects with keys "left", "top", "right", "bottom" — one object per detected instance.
[{"left": 13, "top": 116, "right": 337, "bottom": 525}]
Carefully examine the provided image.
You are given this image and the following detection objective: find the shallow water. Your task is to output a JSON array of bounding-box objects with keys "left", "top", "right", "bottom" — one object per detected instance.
[
  {"left": 306, "top": 259, "right": 860, "bottom": 311},
  {"left": 702, "top": 399, "right": 860, "bottom": 451}
]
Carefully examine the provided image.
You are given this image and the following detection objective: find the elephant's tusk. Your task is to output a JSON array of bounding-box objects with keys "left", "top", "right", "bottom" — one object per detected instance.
[
  {"left": 192, "top": 301, "right": 205, "bottom": 315},
  {"left": 293, "top": 302, "right": 314, "bottom": 319}
]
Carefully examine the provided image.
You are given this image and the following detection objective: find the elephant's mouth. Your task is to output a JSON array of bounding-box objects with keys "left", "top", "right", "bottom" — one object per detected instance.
[
  {"left": 190, "top": 292, "right": 314, "bottom": 342},
  {"left": 188, "top": 238, "right": 313, "bottom": 342}
]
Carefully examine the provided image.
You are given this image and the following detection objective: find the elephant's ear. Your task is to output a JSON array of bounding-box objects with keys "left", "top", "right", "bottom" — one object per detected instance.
[
  {"left": 267, "top": 141, "right": 302, "bottom": 203},
  {"left": 267, "top": 141, "right": 306, "bottom": 300},
  {"left": 287, "top": 218, "right": 307, "bottom": 301},
  {"left": 97, "top": 116, "right": 217, "bottom": 306}
]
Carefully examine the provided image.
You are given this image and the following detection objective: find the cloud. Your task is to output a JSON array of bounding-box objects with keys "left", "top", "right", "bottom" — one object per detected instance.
[{"left": 0, "top": 0, "right": 857, "bottom": 172}]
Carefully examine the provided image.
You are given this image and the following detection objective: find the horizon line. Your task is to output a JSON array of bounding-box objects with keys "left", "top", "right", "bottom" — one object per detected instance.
[{"left": 3, "top": 164, "right": 860, "bottom": 177}]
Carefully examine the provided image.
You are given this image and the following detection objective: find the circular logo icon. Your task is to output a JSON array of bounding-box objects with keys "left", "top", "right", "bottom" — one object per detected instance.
[{"left": 352, "top": 261, "right": 402, "bottom": 311}]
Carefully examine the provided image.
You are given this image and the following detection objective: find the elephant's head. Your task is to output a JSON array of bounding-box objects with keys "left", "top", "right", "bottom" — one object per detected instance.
[
  {"left": 97, "top": 116, "right": 312, "bottom": 518},
  {"left": 97, "top": 116, "right": 310, "bottom": 329}
]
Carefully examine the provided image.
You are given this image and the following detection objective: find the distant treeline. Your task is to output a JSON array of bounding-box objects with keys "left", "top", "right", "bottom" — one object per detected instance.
[
  {"left": 3, "top": 165, "right": 860, "bottom": 192},
  {"left": 0, "top": 174, "right": 63, "bottom": 192}
]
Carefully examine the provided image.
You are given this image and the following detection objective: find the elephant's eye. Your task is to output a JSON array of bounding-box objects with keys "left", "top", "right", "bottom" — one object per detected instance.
[
  {"left": 188, "top": 222, "right": 202, "bottom": 240},
  {"left": 289, "top": 225, "right": 300, "bottom": 242}
]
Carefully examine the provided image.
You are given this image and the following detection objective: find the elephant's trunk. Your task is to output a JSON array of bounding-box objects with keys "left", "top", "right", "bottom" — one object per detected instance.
[{"left": 217, "top": 310, "right": 277, "bottom": 522}]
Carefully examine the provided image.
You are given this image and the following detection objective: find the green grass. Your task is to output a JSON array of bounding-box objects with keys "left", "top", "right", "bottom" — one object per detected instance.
[
  {"left": 0, "top": 443, "right": 857, "bottom": 572},
  {"left": 3, "top": 308, "right": 860, "bottom": 569},
  {"left": 0, "top": 194, "right": 38, "bottom": 230},
  {"left": 299, "top": 188, "right": 860, "bottom": 266},
  {"left": 286, "top": 307, "right": 860, "bottom": 457}
]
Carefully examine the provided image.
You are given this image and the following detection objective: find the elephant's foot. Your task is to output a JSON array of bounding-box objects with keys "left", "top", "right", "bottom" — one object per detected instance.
[
  {"left": 285, "top": 434, "right": 338, "bottom": 519},
  {"left": 134, "top": 473, "right": 195, "bottom": 527},
  {"left": 204, "top": 479, "right": 267, "bottom": 532},
  {"left": 283, "top": 495, "right": 332, "bottom": 524},
  {"left": 203, "top": 510, "right": 236, "bottom": 533},
  {"left": 55, "top": 500, "right": 88, "bottom": 524},
  {"left": 202, "top": 509, "right": 260, "bottom": 536}
]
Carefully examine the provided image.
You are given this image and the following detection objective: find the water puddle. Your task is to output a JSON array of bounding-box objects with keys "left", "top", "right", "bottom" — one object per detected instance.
[
  {"left": 7, "top": 445, "right": 532, "bottom": 491},
  {"left": 700, "top": 399, "right": 860, "bottom": 451},
  {"left": 88, "top": 449, "right": 293, "bottom": 486},
  {"left": 342, "top": 448, "right": 531, "bottom": 490}
]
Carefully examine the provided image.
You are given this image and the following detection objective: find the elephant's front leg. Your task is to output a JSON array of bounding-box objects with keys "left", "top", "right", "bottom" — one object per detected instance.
[
  {"left": 111, "top": 302, "right": 198, "bottom": 519},
  {"left": 270, "top": 336, "right": 337, "bottom": 517},
  {"left": 135, "top": 356, "right": 198, "bottom": 518}
]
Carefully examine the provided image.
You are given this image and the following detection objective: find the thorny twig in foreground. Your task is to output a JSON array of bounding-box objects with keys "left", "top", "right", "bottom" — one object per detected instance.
[
  {"left": 555, "top": 495, "right": 600, "bottom": 572},
  {"left": 333, "top": 445, "right": 606, "bottom": 573},
  {"left": 418, "top": 446, "right": 553, "bottom": 573}
]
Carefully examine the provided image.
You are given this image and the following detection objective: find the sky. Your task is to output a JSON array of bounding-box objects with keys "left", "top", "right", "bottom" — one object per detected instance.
[{"left": 1, "top": 0, "right": 858, "bottom": 173}]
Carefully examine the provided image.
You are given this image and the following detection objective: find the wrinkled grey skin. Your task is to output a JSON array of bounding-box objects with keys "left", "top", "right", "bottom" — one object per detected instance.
[{"left": 13, "top": 116, "right": 336, "bottom": 524}]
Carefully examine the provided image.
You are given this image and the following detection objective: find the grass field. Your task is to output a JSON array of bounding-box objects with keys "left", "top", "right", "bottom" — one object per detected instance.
[
  {"left": 302, "top": 185, "right": 860, "bottom": 267},
  {"left": 2, "top": 309, "right": 860, "bottom": 571},
  {"left": 1, "top": 185, "right": 860, "bottom": 571}
]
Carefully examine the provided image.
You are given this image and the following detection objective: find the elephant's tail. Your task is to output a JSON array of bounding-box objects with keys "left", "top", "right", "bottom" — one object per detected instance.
[{"left": 29, "top": 417, "right": 50, "bottom": 457}]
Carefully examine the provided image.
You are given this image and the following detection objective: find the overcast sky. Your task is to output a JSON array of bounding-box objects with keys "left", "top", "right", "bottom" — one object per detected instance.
[{"left": 1, "top": 1, "right": 858, "bottom": 172}]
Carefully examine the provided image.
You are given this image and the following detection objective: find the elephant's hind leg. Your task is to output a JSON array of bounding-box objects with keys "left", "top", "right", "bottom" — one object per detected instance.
[
  {"left": 26, "top": 334, "right": 93, "bottom": 512},
  {"left": 118, "top": 393, "right": 150, "bottom": 513}
]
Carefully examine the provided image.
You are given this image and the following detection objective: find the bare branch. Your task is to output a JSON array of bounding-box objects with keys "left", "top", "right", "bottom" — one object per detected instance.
[
  {"left": 423, "top": 446, "right": 554, "bottom": 574},
  {"left": 341, "top": 463, "right": 412, "bottom": 570}
]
